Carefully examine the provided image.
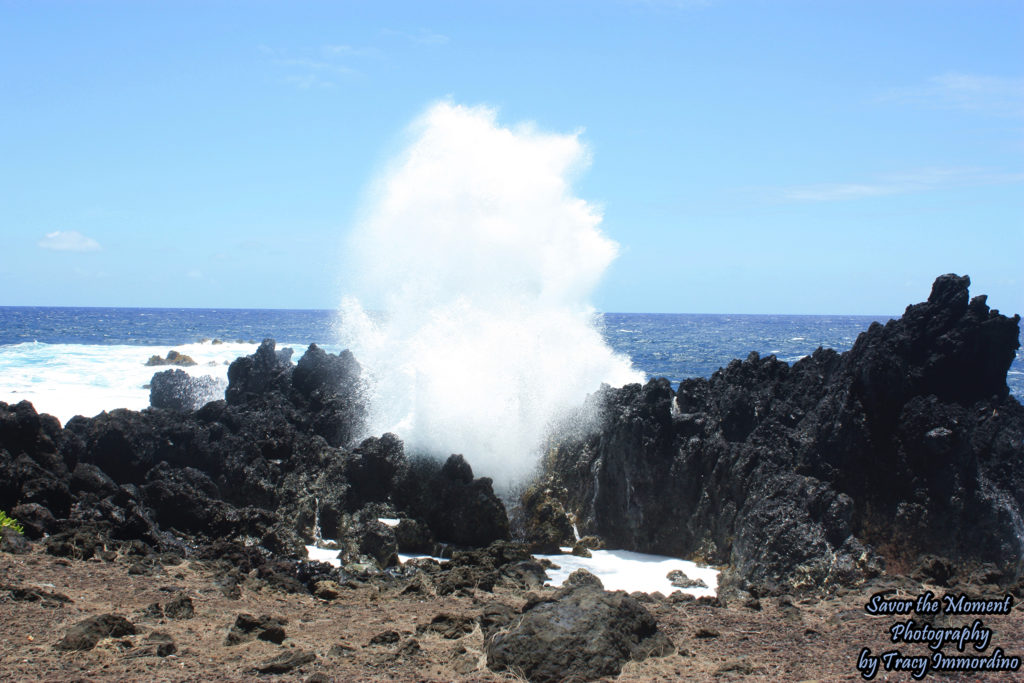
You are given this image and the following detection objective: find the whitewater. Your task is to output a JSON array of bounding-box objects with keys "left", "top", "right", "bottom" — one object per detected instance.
[
  {"left": 0, "top": 339, "right": 264, "bottom": 423},
  {"left": 337, "top": 103, "right": 643, "bottom": 489}
]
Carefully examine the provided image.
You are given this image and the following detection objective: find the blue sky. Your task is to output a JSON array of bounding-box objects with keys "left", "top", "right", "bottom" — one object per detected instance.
[{"left": 2, "top": 0, "right": 1022, "bottom": 315}]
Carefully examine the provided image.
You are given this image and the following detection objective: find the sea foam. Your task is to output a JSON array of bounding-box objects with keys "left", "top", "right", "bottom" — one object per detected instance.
[
  {"left": 339, "top": 103, "right": 642, "bottom": 489},
  {"left": 0, "top": 340, "right": 260, "bottom": 425}
]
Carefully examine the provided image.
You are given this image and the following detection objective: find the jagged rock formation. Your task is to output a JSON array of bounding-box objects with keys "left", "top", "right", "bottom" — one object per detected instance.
[
  {"left": 534, "top": 274, "right": 1024, "bottom": 594},
  {"left": 0, "top": 340, "right": 509, "bottom": 567}
]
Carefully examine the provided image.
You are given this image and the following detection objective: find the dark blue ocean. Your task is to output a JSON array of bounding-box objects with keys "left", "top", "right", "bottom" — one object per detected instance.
[{"left": 0, "top": 307, "right": 1021, "bottom": 424}]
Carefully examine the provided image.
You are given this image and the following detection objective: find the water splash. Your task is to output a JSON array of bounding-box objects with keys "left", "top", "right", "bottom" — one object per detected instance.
[{"left": 339, "top": 102, "right": 642, "bottom": 489}]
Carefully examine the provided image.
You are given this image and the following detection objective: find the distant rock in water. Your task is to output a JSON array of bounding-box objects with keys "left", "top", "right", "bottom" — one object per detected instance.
[
  {"left": 145, "top": 350, "right": 197, "bottom": 367},
  {"left": 535, "top": 274, "right": 1023, "bottom": 595},
  {"left": 149, "top": 369, "right": 226, "bottom": 412}
]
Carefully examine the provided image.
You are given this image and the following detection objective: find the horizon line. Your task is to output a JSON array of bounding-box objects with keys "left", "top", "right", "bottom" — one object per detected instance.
[{"left": 0, "top": 303, "right": 901, "bottom": 318}]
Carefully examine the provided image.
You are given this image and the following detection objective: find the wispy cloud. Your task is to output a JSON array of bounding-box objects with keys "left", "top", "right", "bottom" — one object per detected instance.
[
  {"left": 783, "top": 184, "right": 901, "bottom": 202},
  {"left": 261, "top": 44, "right": 373, "bottom": 89},
  {"left": 381, "top": 28, "right": 450, "bottom": 46},
  {"left": 780, "top": 167, "right": 1024, "bottom": 202},
  {"left": 322, "top": 44, "right": 381, "bottom": 58},
  {"left": 284, "top": 74, "right": 332, "bottom": 90},
  {"left": 617, "top": 0, "right": 714, "bottom": 8},
  {"left": 280, "top": 58, "right": 359, "bottom": 89},
  {"left": 413, "top": 29, "right": 449, "bottom": 46},
  {"left": 262, "top": 30, "right": 447, "bottom": 89},
  {"left": 211, "top": 239, "right": 267, "bottom": 262},
  {"left": 278, "top": 58, "right": 359, "bottom": 76},
  {"left": 883, "top": 72, "right": 1024, "bottom": 118},
  {"left": 236, "top": 239, "right": 267, "bottom": 252},
  {"left": 72, "top": 266, "right": 108, "bottom": 278},
  {"left": 38, "top": 230, "right": 101, "bottom": 252}
]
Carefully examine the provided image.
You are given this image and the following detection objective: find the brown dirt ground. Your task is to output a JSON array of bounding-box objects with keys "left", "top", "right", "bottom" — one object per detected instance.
[{"left": 2, "top": 547, "right": 1022, "bottom": 682}]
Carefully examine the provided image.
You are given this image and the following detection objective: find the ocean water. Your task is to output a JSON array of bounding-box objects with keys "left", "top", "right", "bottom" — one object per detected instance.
[
  {"left": 1, "top": 306, "right": 1021, "bottom": 426},
  {"left": 306, "top": 542, "right": 719, "bottom": 597}
]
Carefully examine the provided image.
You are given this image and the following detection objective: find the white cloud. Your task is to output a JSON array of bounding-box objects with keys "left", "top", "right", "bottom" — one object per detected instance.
[
  {"left": 38, "top": 230, "right": 101, "bottom": 252},
  {"left": 780, "top": 167, "right": 1024, "bottom": 202},
  {"left": 884, "top": 72, "right": 1024, "bottom": 118}
]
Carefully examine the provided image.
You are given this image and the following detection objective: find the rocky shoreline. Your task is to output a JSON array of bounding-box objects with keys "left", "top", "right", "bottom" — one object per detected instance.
[
  {"left": 530, "top": 274, "right": 1024, "bottom": 598},
  {"left": 2, "top": 273, "right": 1023, "bottom": 681}
]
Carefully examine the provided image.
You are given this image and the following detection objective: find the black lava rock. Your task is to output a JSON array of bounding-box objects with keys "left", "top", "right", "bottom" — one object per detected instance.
[
  {"left": 256, "top": 649, "right": 316, "bottom": 674},
  {"left": 0, "top": 339, "right": 509, "bottom": 577},
  {"left": 54, "top": 614, "right": 136, "bottom": 651},
  {"left": 485, "top": 582, "right": 674, "bottom": 682},
  {"left": 393, "top": 454, "right": 510, "bottom": 547},
  {"left": 537, "top": 275, "right": 1023, "bottom": 594},
  {"left": 149, "top": 369, "right": 226, "bottom": 412},
  {"left": 0, "top": 526, "right": 31, "bottom": 554},
  {"left": 225, "top": 613, "right": 288, "bottom": 646}
]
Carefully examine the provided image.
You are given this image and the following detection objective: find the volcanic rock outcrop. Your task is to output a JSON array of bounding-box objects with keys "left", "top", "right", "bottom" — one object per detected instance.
[
  {"left": 0, "top": 340, "right": 510, "bottom": 568},
  {"left": 484, "top": 581, "right": 675, "bottom": 681},
  {"left": 532, "top": 274, "right": 1024, "bottom": 594}
]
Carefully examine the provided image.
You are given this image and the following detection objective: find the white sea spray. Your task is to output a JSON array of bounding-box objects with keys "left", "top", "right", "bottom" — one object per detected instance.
[{"left": 338, "top": 102, "right": 642, "bottom": 490}]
